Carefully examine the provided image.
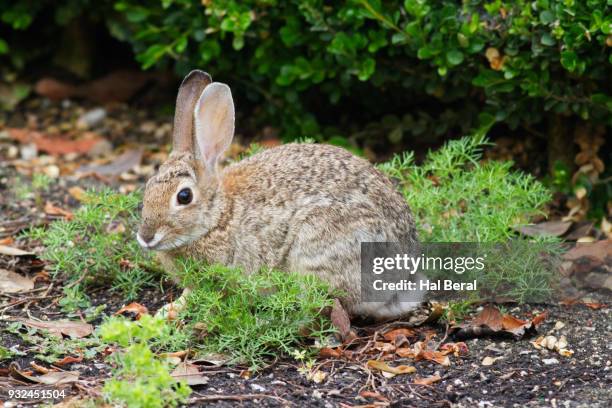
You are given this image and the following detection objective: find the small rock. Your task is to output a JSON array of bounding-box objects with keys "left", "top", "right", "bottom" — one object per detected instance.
[
  {"left": 542, "top": 358, "right": 559, "bottom": 365},
  {"left": 553, "top": 321, "right": 565, "bottom": 331},
  {"left": 77, "top": 107, "right": 107, "bottom": 129},
  {"left": 482, "top": 356, "right": 501, "bottom": 366},
  {"left": 21, "top": 143, "right": 38, "bottom": 160},
  {"left": 43, "top": 164, "right": 60, "bottom": 178},
  {"left": 250, "top": 383, "right": 266, "bottom": 392},
  {"left": 312, "top": 390, "right": 323, "bottom": 399}
]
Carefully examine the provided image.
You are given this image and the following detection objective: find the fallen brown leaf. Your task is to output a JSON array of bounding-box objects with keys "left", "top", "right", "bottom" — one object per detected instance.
[
  {"left": 7, "top": 128, "right": 107, "bottom": 156},
  {"left": 0, "top": 244, "right": 34, "bottom": 256},
  {"left": 115, "top": 302, "right": 149, "bottom": 320},
  {"left": 0, "top": 269, "right": 34, "bottom": 293},
  {"left": 19, "top": 319, "right": 93, "bottom": 338},
  {"left": 30, "top": 361, "right": 51, "bottom": 374},
  {"left": 68, "top": 186, "right": 87, "bottom": 201},
  {"left": 366, "top": 360, "right": 416, "bottom": 376},
  {"left": 439, "top": 342, "right": 469, "bottom": 356},
  {"left": 382, "top": 328, "right": 416, "bottom": 343},
  {"left": 319, "top": 347, "right": 343, "bottom": 359},
  {"left": 54, "top": 355, "right": 83, "bottom": 366},
  {"left": 583, "top": 302, "right": 606, "bottom": 310},
  {"left": 331, "top": 298, "right": 355, "bottom": 343},
  {"left": 170, "top": 362, "right": 209, "bottom": 386},
  {"left": 452, "top": 305, "right": 546, "bottom": 339},
  {"left": 359, "top": 391, "right": 389, "bottom": 402},
  {"left": 517, "top": 220, "right": 572, "bottom": 238},
  {"left": 563, "top": 240, "right": 611, "bottom": 263},
  {"left": 413, "top": 375, "right": 441, "bottom": 385},
  {"left": 44, "top": 202, "right": 73, "bottom": 220},
  {"left": 413, "top": 342, "right": 451, "bottom": 367},
  {"left": 0, "top": 237, "right": 14, "bottom": 245},
  {"left": 10, "top": 364, "right": 79, "bottom": 385},
  {"left": 76, "top": 147, "right": 144, "bottom": 177}
]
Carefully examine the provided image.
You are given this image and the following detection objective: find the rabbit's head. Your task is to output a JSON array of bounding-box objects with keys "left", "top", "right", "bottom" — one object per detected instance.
[{"left": 137, "top": 70, "right": 235, "bottom": 251}]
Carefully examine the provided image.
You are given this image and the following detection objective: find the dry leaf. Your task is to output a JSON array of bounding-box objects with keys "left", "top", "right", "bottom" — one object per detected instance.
[
  {"left": 366, "top": 360, "right": 416, "bottom": 376},
  {"left": 382, "top": 328, "right": 416, "bottom": 342},
  {"left": 20, "top": 319, "right": 93, "bottom": 338},
  {"left": 415, "top": 349, "right": 450, "bottom": 367},
  {"left": 10, "top": 364, "right": 79, "bottom": 385},
  {"left": 30, "top": 361, "right": 51, "bottom": 374},
  {"left": 517, "top": 221, "right": 572, "bottom": 237},
  {"left": 7, "top": 128, "right": 107, "bottom": 156},
  {"left": 44, "top": 202, "right": 73, "bottom": 220},
  {"left": 331, "top": 298, "right": 354, "bottom": 343},
  {"left": 0, "top": 269, "right": 34, "bottom": 293},
  {"left": 413, "top": 375, "right": 442, "bottom": 385},
  {"left": 359, "top": 391, "right": 389, "bottom": 402},
  {"left": 453, "top": 305, "right": 545, "bottom": 339},
  {"left": 115, "top": 302, "right": 149, "bottom": 320},
  {"left": 308, "top": 369, "right": 327, "bottom": 384},
  {"left": 76, "top": 147, "right": 144, "bottom": 176},
  {"left": 0, "top": 244, "right": 34, "bottom": 256},
  {"left": 563, "top": 241, "right": 611, "bottom": 263},
  {"left": 54, "top": 355, "right": 83, "bottom": 366},
  {"left": 0, "top": 237, "right": 14, "bottom": 245},
  {"left": 319, "top": 347, "right": 343, "bottom": 359},
  {"left": 440, "top": 342, "right": 469, "bottom": 356},
  {"left": 68, "top": 186, "right": 86, "bottom": 201},
  {"left": 170, "top": 362, "right": 209, "bottom": 386}
]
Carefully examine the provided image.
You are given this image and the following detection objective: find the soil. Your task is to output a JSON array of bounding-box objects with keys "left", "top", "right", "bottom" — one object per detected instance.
[{"left": 0, "top": 98, "right": 610, "bottom": 408}]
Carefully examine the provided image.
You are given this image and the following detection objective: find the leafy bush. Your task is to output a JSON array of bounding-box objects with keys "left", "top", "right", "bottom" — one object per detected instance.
[{"left": 1, "top": 0, "right": 609, "bottom": 143}]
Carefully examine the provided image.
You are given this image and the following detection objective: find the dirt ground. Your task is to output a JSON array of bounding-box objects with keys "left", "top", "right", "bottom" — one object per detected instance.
[{"left": 1, "top": 100, "right": 611, "bottom": 408}]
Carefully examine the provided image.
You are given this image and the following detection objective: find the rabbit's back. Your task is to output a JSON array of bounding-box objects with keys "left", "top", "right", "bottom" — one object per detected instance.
[{"left": 227, "top": 143, "right": 414, "bottom": 235}]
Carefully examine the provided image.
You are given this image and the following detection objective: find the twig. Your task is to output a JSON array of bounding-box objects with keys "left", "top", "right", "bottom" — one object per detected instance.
[
  {"left": 434, "top": 323, "right": 450, "bottom": 350},
  {"left": 189, "top": 392, "right": 293, "bottom": 405}
]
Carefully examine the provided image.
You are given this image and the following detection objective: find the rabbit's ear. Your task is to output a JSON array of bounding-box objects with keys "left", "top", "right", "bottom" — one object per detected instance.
[
  {"left": 173, "top": 70, "right": 212, "bottom": 153},
  {"left": 194, "top": 82, "right": 235, "bottom": 171}
]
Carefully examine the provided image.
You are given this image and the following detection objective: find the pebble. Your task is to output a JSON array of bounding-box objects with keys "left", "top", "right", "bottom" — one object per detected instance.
[
  {"left": 20, "top": 143, "right": 38, "bottom": 160},
  {"left": 542, "top": 358, "right": 559, "bottom": 365},
  {"left": 250, "top": 383, "right": 266, "bottom": 392},
  {"left": 77, "top": 107, "right": 107, "bottom": 129}
]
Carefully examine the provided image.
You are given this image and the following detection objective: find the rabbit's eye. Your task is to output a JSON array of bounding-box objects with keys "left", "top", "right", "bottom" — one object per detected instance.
[{"left": 177, "top": 188, "right": 193, "bottom": 205}]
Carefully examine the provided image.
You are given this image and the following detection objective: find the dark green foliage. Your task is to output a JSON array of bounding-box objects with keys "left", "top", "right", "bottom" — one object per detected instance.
[{"left": 1, "top": 1, "right": 609, "bottom": 141}]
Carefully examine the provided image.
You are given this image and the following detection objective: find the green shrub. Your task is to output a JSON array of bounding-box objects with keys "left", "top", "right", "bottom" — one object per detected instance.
[
  {"left": 173, "top": 259, "right": 335, "bottom": 369},
  {"left": 1, "top": 1, "right": 609, "bottom": 143},
  {"left": 379, "top": 130, "right": 561, "bottom": 302},
  {"left": 25, "top": 188, "right": 156, "bottom": 303},
  {"left": 379, "top": 130, "right": 552, "bottom": 241}
]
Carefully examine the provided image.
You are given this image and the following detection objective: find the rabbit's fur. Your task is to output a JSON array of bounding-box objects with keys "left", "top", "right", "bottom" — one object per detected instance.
[{"left": 138, "top": 70, "right": 422, "bottom": 320}]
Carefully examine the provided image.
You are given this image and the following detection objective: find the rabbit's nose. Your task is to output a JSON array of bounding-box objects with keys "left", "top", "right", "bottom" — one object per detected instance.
[{"left": 137, "top": 226, "right": 157, "bottom": 248}]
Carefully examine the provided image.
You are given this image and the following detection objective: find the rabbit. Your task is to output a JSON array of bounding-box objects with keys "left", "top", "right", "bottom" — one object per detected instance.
[{"left": 137, "top": 70, "right": 423, "bottom": 321}]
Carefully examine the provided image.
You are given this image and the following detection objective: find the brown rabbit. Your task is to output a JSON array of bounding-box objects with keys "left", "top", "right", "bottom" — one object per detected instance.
[{"left": 138, "top": 70, "right": 422, "bottom": 320}]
